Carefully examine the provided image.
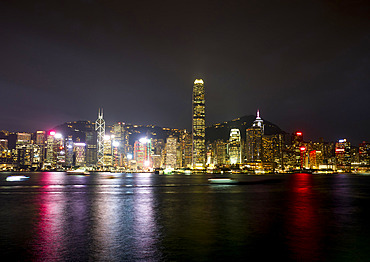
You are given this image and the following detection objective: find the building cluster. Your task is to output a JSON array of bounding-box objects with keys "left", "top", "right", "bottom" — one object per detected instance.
[
  {"left": 0, "top": 79, "right": 369, "bottom": 173},
  {"left": 206, "top": 121, "right": 370, "bottom": 174}
]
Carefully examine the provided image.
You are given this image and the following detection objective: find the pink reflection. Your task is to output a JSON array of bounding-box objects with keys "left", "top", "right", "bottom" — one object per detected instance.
[
  {"left": 286, "top": 173, "right": 322, "bottom": 261},
  {"left": 32, "top": 173, "right": 66, "bottom": 260},
  {"left": 133, "top": 177, "right": 157, "bottom": 259}
]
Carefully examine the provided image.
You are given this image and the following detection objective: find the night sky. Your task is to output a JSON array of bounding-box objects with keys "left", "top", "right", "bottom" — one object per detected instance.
[{"left": 1, "top": 0, "right": 369, "bottom": 144}]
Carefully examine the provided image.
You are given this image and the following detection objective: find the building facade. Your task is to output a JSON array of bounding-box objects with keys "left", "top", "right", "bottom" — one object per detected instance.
[{"left": 192, "top": 79, "right": 206, "bottom": 169}]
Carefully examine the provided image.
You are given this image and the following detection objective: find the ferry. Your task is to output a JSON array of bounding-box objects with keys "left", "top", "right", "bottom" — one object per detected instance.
[
  {"left": 208, "top": 178, "right": 239, "bottom": 184},
  {"left": 6, "top": 175, "right": 29, "bottom": 182},
  {"left": 67, "top": 169, "right": 90, "bottom": 175}
]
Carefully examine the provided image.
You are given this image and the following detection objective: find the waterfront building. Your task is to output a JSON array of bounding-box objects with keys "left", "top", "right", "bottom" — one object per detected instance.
[
  {"left": 64, "top": 136, "right": 74, "bottom": 167},
  {"left": 228, "top": 129, "right": 241, "bottom": 164},
  {"left": 134, "top": 138, "right": 152, "bottom": 170},
  {"left": 359, "top": 141, "right": 370, "bottom": 165},
  {"left": 35, "top": 131, "right": 46, "bottom": 163},
  {"left": 103, "top": 135, "right": 113, "bottom": 167},
  {"left": 335, "top": 139, "right": 352, "bottom": 172},
  {"left": 192, "top": 79, "right": 206, "bottom": 169},
  {"left": 74, "top": 142, "right": 86, "bottom": 166},
  {"left": 212, "top": 139, "right": 228, "bottom": 166},
  {"left": 262, "top": 135, "right": 274, "bottom": 163},
  {"left": 246, "top": 110, "right": 264, "bottom": 163},
  {"left": 165, "top": 135, "right": 177, "bottom": 168},
  {"left": 95, "top": 108, "right": 105, "bottom": 167},
  {"left": 45, "top": 132, "right": 64, "bottom": 169},
  {"left": 85, "top": 131, "right": 97, "bottom": 167},
  {"left": 180, "top": 129, "right": 192, "bottom": 168}
]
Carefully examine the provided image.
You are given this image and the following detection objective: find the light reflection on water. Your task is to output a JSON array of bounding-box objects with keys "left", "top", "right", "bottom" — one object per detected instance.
[{"left": 1, "top": 172, "right": 370, "bottom": 261}]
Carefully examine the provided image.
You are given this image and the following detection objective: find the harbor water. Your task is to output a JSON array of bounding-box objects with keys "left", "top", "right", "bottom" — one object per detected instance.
[{"left": 1, "top": 172, "right": 370, "bottom": 261}]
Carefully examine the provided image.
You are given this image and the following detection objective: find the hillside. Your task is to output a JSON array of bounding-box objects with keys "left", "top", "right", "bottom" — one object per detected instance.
[{"left": 206, "top": 115, "right": 285, "bottom": 143}]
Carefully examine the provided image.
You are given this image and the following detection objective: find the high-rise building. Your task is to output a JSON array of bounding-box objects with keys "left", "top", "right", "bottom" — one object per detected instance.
[
  {"left": 95, "top": 108, "right": 105, "bottom": 167},
  {"left": 74, "top": 143, "right": 86, "bottom": 167},
  {"left": 64, "top": 136, "right": 74, "bottom": 167},
  {"left": 228, "top": 129, "right": 241, "bottom": 164},
  {"left": 165, "top": 135, "right": 177, "bottom": 168},
  {"left": 246, "top": 110, "right": 264, "bottom": 162},
  {"left": 212, "top": 139, "right": 228, "bottom": 166},
  {"left": 113, "top": 122, "right": 128, "bottom": 167},
  {"left": 103, "top": 135, "right": 113, "bottom": 167},
  {"left": 134, "top": 138, "right": 152, "bottom": 170},
  {"left": 359, "top": 142, "right": 370, "bottom": 165},
  {"left": 335, "top": 139, "right": 351, "bottom": 171},
  {"left": 45, "top": 131, "right": 64, "bottom": 169},
  {"left": 35, "top": 131, "right": 46, "bottom": 164},
  {"left": 192, "top": 79, "right": 205, "bottom": 169},
  {"left": 85, "top": 131, "right": 97, "bottom": 167}
]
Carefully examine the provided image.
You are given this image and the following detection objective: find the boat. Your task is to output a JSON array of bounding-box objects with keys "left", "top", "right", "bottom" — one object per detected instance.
[
  {"left": 67, "top": 169, "right": 90, "bottom": 175},
  {"left": 6, "top": 175, "right": 29, "bottom": 181},
  {"left": 208, "top": 178, "right": 239, "bottom": 184}
]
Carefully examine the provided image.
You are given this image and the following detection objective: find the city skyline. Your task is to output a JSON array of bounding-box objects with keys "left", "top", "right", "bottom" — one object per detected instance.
[{"left": 0, "top": 1, "right": 369, "bottom": 145}]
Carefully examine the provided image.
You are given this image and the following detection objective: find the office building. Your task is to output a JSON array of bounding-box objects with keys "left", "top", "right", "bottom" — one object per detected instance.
[
  {"left": 246, "top": 110, "right": 264, "bottom": 162},
  {"left": 228, "top": 129, "right": 241, "bottom": 164},
  {"left": 192, "top": 79, "right": 206, "bottom": 169},
  {"left": 165, "top": 135, "right": 177, "bottom": 168}
]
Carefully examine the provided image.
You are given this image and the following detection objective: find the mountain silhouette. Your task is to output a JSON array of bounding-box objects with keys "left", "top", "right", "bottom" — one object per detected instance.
[{"left": 206, "top": 115, "right": 285, "bottom": 143}]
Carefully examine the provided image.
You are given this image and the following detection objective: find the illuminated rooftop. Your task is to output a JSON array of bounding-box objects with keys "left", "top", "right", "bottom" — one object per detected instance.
[{"left": 194, "top": 79, "right": 204, "bottom": 84}]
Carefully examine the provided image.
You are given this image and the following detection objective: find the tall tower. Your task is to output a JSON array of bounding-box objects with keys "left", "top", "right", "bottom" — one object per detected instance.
[
  {"left": 192, "top": 79, "right": 206, "bottom": 169},
  {"left": 228, "top": 128, "right": 241, "bottom": 164},
  {"left": 246, "top": 110, "right": 264, "bottom": 162},
  {"left": 95, "top": 108, "right": 105, "bottom": 167}
]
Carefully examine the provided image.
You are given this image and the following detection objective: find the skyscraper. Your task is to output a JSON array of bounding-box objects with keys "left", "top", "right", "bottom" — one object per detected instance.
[
  {"left": 228, "top": 129, "right": 241, "bottom": 164},
  {"left": 95, "top": 108, "right": 105, "bottom": 167},
  {"left": 246, "top": 110, "right": 264, "bottom": 163},
  {"left": 165, "top": 135, "right": 177, "bottom": 168},
  {"left": 192, "top": 79, "right": 205, "bottom": 169}
]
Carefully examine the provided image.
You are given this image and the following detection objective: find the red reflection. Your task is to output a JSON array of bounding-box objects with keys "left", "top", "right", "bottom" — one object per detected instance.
[{"left": 286, "top": 173, "right": 322, "bottom": 261}]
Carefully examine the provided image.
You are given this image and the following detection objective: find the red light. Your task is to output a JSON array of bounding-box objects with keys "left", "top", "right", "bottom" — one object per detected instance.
[
  {"left": 49, "top": 131, "right": 56, "bottom": 136},
  {"left": 300, "top": 146, "right": 306, "bottom": 151},
  {"left": 296, "top": 132, "right": 302, "bottom": 136}
]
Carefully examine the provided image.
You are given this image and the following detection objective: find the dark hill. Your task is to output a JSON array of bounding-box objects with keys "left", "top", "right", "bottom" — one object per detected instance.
[{"left": 206, "top": 115, "right": 285, "bottom": 143}]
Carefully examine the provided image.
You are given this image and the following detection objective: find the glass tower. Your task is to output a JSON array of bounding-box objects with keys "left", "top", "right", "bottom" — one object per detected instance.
[
  {"left": 192, "top": 79, "right": 206, "bottom": 169},
  {"left": 228, "top": 129, "right": 241, "bottom": 164}
]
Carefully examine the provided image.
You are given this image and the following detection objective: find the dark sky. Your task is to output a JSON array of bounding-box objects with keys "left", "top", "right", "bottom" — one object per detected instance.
[{"left": 0, "top": 0, "right": 369, "bottom": 144}]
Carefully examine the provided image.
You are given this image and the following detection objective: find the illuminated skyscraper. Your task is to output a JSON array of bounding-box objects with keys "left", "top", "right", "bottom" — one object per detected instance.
[
  {"left": 246, "top": 110, "right": 264, "bottom": 162},
  {"left": 228, "top": 129, "right": 241, "bottom": 164},
  {"left": 165, "top": 135, "right": 177, "bottom": 168},
  {"left": 95, "top": 108, "right": 105, "bottom": 167},
  {"left": 192, "top": 79, "right": 205, "bottom": 169}
]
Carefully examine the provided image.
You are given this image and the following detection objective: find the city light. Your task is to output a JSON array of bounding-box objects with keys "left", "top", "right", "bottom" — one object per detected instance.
[
  {"left": 55, "top": 133, "right": 62, "bottom": 139},
  {"left": 139, "top": 137, "right": 148, "bottom": 144},
  {"left": 49, "top": 131, "right": 56, "bottom": 136},
  {"left": 127, "top": 153, "right": 133, "bottom": 160},
  {"left": 296, "top": 132, "right": 303, "bottom": 136},
  {"left": 300, "top": 146, "right": 306, "bottom": 151},
  {"left": 112, "top": 141, "right": 119, "bottom": 147}
]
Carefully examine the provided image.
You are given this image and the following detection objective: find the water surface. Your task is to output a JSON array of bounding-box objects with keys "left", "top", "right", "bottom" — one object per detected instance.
[{"left": 1, "top": 172, "right": 370, "bottom": 261}]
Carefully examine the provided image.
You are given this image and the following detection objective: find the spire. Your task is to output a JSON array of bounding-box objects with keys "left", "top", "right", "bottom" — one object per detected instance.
[
  {"left": 256, "top": 109, "right": 261, "bottom": 119},
  {"left": 98, "top": 108, "right": 104, "bottom": 119}
]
